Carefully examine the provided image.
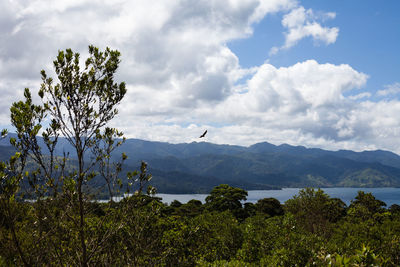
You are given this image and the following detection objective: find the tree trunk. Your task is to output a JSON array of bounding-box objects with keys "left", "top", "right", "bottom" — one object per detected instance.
[{"left": 77, "top": 150, "right": 87, "bottom": 266}]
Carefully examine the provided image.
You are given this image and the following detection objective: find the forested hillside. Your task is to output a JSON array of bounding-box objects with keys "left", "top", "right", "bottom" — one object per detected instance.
[{"left": 2, "top": 136, "right": 400, "bottom": 193}]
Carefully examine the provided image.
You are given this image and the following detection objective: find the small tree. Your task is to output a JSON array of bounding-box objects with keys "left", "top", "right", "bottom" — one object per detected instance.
[{"left": 7, "top": 45, "right": 129, "bottom": 266}]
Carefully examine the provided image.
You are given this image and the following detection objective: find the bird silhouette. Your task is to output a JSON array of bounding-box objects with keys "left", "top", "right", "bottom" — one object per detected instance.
[{"left": 199, "top": 130, "right": 207, "bottom": 138}]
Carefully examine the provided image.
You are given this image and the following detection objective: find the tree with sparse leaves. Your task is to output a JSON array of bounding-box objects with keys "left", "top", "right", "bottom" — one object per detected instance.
[
  {"left": 3, "top": 45, "right": 149, "bottom": 266},
  {"left": 91, "top": 127, "right": 127, "bottom": 202}
]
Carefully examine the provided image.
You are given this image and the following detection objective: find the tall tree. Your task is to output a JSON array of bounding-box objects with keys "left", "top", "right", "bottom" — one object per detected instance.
[{"left": 205, "top": 184, "right": 247, "bottom": 219}]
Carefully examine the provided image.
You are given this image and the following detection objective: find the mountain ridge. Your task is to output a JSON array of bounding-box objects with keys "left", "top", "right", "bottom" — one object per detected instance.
[{"left": 1, "top": 134, "right": 400, "bottom": 193}]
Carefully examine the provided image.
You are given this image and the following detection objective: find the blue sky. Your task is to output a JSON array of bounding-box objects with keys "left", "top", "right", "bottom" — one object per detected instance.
[
  {"left": 229, "top": 0, "right": 400, "bottom": 98},
  {"left": 1, "top": 0, "right": 400, "bottom": 153}
]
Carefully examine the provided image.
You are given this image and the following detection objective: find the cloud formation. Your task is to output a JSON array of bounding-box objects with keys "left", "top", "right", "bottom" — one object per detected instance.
[
  {"left": 377, "top": 82, "right": 400, "bottom": 97},
  {"left": 1, "top": 1, "right": 400, "bottom": 153},
  {"left": 270, "top": 6, "right": 339, "bottom": 55}
]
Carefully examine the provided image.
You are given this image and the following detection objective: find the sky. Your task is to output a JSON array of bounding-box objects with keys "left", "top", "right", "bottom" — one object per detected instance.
[{"left": 1, "top": 0, "right": 400, "bottom": 153}]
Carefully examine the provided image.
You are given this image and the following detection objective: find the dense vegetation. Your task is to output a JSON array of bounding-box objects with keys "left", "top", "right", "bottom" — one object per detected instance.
[{"left": 1, "top": 186, "right": 400, "bottom": 266}]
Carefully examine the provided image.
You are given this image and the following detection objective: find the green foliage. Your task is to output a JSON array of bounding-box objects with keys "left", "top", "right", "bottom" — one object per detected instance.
[
  {"left": 285, "top": 187, "right": 347, "bottom": 235},
  {"left": 238, "top": 213, "right": 324, "bottom": 266},
  {"left": 315, "top": 245, "right": 390, "bottom": 266},
  {"left": 0, "top": 45, "right": 153, "bottom": 266},
  {"left": 197, "top": 259, "right": 257, "bottom": 266},
  {"left": 170, "top": 199, "right": 204, "bottom": 217},
  {"left": 161, "top": 211, "right": 242, "bottom": 266},
  {"left": 170, "top": 199, "right": 182, "bottom": 208},
  {"left": 389, "top": 203, "right": 400, "bottom": 214},
  {"left": 205, "top": 184, "right": 247, "bottom": 219},
  {"left": 347, "top": 191, "right": 387, "bottom": 220},
  {"left": 255, "top": 197, "right": 283, "bottom": 217}
]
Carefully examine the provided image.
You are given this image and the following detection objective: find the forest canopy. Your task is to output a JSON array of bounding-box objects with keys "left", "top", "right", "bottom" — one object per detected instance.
[{"left": 1, "top": 185, "right": 400, "bottom": 266}]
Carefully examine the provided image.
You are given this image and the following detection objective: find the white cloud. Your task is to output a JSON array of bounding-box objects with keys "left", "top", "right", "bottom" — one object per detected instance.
[
  {"left": 348, "top": 92, "right": 372, "bottom": 100},
  {"left": 376, "top": 82, "right": 400, "bottom": 97},
  {"left": 270, "top": 6, "right": 339, "bottom": 55},
  {"left": 2, "top": 0, "right": 400, "bottom": 155},
  {"left": 211, "top": 60, "right": 368, "bottom": 140},
  {"left": 1, "top": 0, "right": 293, "bottom": 109}
]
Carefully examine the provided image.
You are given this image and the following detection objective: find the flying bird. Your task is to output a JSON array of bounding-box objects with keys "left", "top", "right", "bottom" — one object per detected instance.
[{"left": 199, "top": 130, "right": 207, "bottom": 138}]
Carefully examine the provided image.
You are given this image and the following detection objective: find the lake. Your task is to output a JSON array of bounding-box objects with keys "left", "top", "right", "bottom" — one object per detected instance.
[{"left": 156, "top": 187, "right": 400, "bottom": 207}]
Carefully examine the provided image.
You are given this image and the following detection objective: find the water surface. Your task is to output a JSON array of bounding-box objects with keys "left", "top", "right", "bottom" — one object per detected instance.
[{"left": 157, "top": 187, "right": 400, "bottom": 207}]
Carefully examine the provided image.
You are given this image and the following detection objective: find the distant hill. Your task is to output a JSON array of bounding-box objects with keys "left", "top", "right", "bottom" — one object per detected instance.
[{"left": 2, "top": 135, "right": 400, "bottom": 193}]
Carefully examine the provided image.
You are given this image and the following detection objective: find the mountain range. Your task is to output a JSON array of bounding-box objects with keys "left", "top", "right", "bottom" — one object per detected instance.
[{"left": 1, "top": 134, "right": 400, "bottom": 193}]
